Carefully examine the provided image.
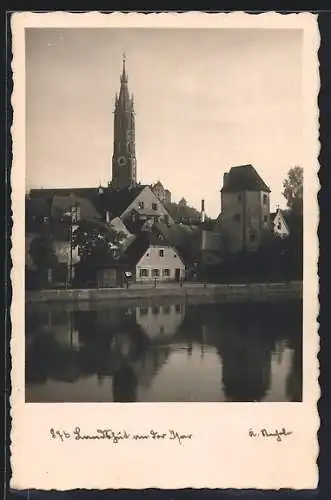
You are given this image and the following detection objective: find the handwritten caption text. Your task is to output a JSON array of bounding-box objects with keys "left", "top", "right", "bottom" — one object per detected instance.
[{"left": 50, "top": 427, "right": 193, "bottom": 446}]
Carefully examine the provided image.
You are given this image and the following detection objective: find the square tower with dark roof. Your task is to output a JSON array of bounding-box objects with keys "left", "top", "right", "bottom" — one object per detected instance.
[{"left": 220, "top": 164, "right": 271, "bottom": 253}]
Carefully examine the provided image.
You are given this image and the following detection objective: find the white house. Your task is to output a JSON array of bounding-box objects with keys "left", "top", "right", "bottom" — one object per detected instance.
[
  {"left": 271, "top": 208, "right": 291, "bottom": 238},
  {"left": 124, "top": 232, "right": 185, "bottom": 283},
  {"left": 101, "top": 184, "right": 174, "bottom": 227}
]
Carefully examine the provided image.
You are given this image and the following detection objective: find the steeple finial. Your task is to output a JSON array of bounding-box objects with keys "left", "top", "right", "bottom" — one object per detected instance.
[{"left": 121, "top": 52, "right": 127, "bottom": 83}]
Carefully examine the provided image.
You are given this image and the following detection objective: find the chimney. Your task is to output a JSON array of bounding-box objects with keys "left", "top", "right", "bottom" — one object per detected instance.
[
  {"left": 106, "top": 210, "right": 110, "bottom": 223},
  {"left": 201, "top": 199, "right": 205, "bottom": 223}
]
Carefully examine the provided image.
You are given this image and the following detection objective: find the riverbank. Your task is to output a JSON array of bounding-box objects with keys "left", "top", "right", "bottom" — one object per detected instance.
[{"left": 26, "top": 281, "right": 302, "bottom": 305}]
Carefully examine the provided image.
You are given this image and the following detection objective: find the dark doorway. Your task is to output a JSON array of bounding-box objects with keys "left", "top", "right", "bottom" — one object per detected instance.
[{"left": 175, "top": 268, "right": 180, "bottom": 282}]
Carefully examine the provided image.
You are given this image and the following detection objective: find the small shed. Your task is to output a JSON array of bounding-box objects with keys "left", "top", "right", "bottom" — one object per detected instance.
[{"left": 74, "top": 259, "right": 126, "bottom": 289}]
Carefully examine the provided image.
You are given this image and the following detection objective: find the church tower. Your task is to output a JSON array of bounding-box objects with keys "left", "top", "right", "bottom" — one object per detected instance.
[{"left": 111, "top": 54, "right": 137, "bottom": 189}]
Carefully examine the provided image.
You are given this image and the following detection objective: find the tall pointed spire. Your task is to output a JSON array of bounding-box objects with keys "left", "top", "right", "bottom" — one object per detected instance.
[{"left": 111, "top": 54, "right": 137, "bottom": 189}]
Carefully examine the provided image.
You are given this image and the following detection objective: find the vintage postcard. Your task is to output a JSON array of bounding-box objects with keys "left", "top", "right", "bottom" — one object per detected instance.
[{"left": 11, "top": 11, "right": 319, "bottom": 490}]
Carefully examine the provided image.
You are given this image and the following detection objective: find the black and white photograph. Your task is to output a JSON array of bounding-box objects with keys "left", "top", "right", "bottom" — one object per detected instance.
[
  {"left": 23, "top": 24, "right": 306, "bottom": 404},
  {"left": 11, "top": 11, "right": 319, "bottom": 491}
]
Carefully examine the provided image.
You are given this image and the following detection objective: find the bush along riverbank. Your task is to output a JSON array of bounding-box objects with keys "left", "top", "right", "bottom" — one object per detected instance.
[{"left": 25, "top": 281, "right": 303, "bottom": 304}]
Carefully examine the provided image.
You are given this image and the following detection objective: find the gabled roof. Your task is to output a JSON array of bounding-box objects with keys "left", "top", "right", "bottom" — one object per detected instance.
[
  {"left": 153, "top": 220, "right": 195, "bottom": 249},
  {"left": 152, "top": 221, "right": 202, "bottom": 263},
  {"left": 122, "top": 231, "right": 172, "bottom": 267},
  {"left": 98, "top": 185, "right": 148, "bottom": 218},
  {"left": 272, "top": 208, "right": 295, "bottom": 232},
  {"left": 221, "top": 164, "right": 271, "bottom": 193}
]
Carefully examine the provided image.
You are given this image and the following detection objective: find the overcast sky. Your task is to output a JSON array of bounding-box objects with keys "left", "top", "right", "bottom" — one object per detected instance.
[{"left": 26, "top": 27, "right": 303, "bottom": 217}]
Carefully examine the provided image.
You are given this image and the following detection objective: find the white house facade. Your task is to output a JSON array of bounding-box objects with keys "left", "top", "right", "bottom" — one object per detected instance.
[{"left": 135, "top": 244, "right": 185, "bottom": 283}]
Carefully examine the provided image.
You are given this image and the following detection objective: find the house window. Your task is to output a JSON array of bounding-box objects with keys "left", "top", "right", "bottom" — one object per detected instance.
[
  {"left": 152, "top": 203, "right": 157, "bottom": 210},
  {"left": 175, "top": 304, "right": 182, "bottom": 313},
  {"left": 163, "top": 268, "right": 170, "bottom": 277},
  {"left": 152, "top": 306, "right": 159, "bottom": 315},
  {"left": 140, "top": 268, "right": 149, "bottom": 277},
  {"left": 163, "top": 305, "right": 170, "bottom": 314},
  {"left": 152, "top": 269, "right": 160, "bottom": 277},
  {"left": 138, "top": 201, "right": 144, "bottom": 209},
  {"left": 139, "top": 307, "right": 148, "bottom": 316},
  {"left": 159, "top": 249, "right": 164, "bottom": 257},
  {"left": 263, "top": 215, "right": 268, "bottom": 223},
  {"left": 277, "top": 222, "right": 282, "bottom": 230},
  {"left": 249, "top": 232, "right": 257, "bottom": 242},
  {"left": 263, "top": 194, "right": 268, "bottom": 205},
  {"left": 173, "top": 254, "right": 177, "bottom": 258},
  {"left": 234, "top": 213, "right": 241, "bottom": 222},
  {"left": 153, "top": 216, "right": 159, "bottom": 223}
]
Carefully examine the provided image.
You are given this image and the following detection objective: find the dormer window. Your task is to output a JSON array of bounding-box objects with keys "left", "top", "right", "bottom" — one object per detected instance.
[{"left": 152, "top": 203, "right": 157, "bottom": 210}]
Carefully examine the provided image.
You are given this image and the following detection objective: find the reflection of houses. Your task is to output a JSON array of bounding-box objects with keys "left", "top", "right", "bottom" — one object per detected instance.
[
  {"left": 220, "top": 164, "right": 271, "bottom": 253},
  {"left": 135, "top": 302, "right": 186, "bottom": 340}
]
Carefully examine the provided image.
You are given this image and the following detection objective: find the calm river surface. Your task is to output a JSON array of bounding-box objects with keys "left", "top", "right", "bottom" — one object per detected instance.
[{"left": 25, "top": 298, "right": 302, "bottom": 402}]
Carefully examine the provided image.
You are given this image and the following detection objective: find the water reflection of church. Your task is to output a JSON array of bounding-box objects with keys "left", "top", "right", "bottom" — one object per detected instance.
[{"left": 25, "top": 301, "right": 302, "bottom": 403}]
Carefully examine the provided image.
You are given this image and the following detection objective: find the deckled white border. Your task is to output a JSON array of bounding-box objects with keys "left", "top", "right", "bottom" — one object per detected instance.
[{"left": 10, "top": 11, "right": 320, "bottom": 490}]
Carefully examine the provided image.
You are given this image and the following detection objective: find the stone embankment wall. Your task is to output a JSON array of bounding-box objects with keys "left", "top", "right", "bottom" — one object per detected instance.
[{"left": 26, "top": 281, "right": 302, "bottom": 305}]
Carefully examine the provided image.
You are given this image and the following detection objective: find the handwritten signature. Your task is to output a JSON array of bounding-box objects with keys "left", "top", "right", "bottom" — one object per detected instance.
[
  {"left": 249, "top": 427, "right": 293, "bottom": 442},
  {"left": 49, "top": 427, "right": 193, "bottom": 446}
]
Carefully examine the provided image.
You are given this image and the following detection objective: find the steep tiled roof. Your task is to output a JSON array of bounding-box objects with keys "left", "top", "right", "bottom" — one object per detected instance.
[
  {"left": 98, "top": 185, "right": 147, "bottom": 218},
  {"left": 153, "top": 220, "right": 195, "bottom": 249},
  {"left": 152, "top": 221, "right": 201, "bottom": 263},
  {"left": 221, "top": 164, "right": 271, "bottom": 193},
  {"left": 122, "top": 231, "right": 169, "bottom": 267}
]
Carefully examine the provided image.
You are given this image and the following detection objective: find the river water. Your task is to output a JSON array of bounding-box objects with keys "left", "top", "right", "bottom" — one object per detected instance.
[{"left": 25, "top": 298, "right": 302, "bottom": 403}]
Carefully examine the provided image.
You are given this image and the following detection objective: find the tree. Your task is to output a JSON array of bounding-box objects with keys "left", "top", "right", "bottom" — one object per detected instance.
[
  {"left": 282, "top": 166, "right": 303, "bottom": 215},
  {"left": 72, "top": 220, "right": 126, "bottom": 263},
  {"left": 29, "top": 232, "right": 57, "bottom": 287},
  {"left": 282, "top": 166, "right": 303, "bottom": 280}
]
